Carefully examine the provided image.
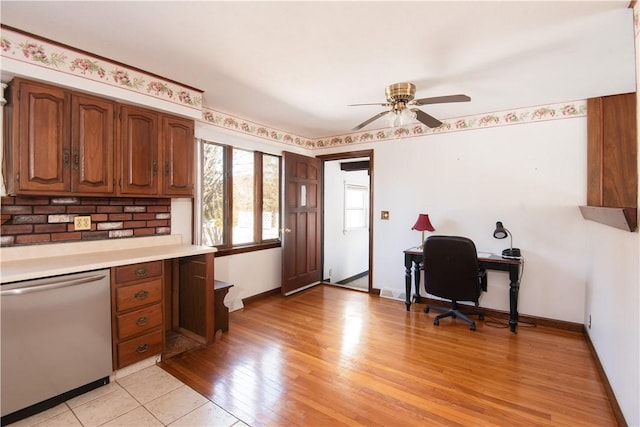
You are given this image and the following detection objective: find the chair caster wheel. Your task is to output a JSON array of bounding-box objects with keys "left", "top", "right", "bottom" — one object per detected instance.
[
  {"left": 470, "top": 323, "right": 476, "bottom": 331},
  {"left": 424, "top": 306, "right": 430, "bottom": 313},
  {"left": 433, "top": 318, "right": 439, "bottom": 326},
  {"left": 479, "top": 313, "right": 485, "bottom": 321}
]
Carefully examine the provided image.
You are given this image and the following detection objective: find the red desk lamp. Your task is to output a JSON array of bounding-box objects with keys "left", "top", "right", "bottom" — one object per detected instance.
[{"left": 411, "top": 213, "right": 435, "bottom": 249}]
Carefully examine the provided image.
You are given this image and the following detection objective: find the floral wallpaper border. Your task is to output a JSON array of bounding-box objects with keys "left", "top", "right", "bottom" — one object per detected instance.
[
  {"left": 1, "top": 27, "right": 587, "bottom": 151},
  {"left": 0, "top": 27, "right": 203, "bottom": 111},
  {"left": 202, "top": 101, "right": 587, "bottom": 150},
  {"left": 201, "top": 107, "right": 315, "bottom": 149}
]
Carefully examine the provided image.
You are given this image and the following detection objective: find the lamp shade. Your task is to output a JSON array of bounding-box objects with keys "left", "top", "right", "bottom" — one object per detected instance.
[
  {"left": 493, "top": 221, "right": 508, "bottom": 239},
  {"left": 412, "top": 214, "right": 435, "bottom": 232}
]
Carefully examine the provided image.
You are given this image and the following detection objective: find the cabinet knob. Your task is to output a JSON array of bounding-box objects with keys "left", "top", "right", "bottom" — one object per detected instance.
[
  {"left": 135, "top": 267, "right": 148, "bottom": 277},
  {"left": 152, "top": 160, "right": 158, "bottom": 176},
  {"left": 63, "top": 148, "right": 70, "bottom": 168},
  {"left": 134, "top": 290, "right": 149, "bottom": 300},
  {"left": 164, "top": 160, "right": 170, "bottom": 177},
  {"left": 136, "top": 316, "right": 149, "bottom": 326},
  {"left": 135, "top": 343, "right": 149, "bottom": 353},
  {"left": 73, "top": 152, "right": 79, "bottom": 170}
]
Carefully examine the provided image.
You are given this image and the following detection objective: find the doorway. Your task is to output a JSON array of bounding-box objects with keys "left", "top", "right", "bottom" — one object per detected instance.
[{"left": 318, "top": 150, "right": 375, "bottom": 294}]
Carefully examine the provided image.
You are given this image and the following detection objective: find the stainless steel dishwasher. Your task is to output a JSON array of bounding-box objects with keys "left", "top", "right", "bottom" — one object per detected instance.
[{"left": 1, "top": 269, "right": 113, "bottom": 425}]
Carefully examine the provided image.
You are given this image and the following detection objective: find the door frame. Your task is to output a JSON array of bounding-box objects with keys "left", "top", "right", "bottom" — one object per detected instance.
[{"left": 317, "top": 150, "right": 378, "bottom": 295}]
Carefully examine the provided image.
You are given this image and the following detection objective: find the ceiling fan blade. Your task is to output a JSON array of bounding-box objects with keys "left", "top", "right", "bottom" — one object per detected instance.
[
  {"left": 412, "top": 94, "right": 471, "bottom": 106},
  {"left": 413, "top": 109, "right": 443, "bottom": 128},
  {"left": 348, "top": 102, "right": 391, "bottom": 107},
  {"left": 352, "top": 110, "right": 390, "bottom": 131}
]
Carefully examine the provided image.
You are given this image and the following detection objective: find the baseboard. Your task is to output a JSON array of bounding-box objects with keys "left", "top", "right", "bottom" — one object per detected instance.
[
  {"left": 336, "top": 271, "right": 368, "bottom": 285},
  {"left": 419, "top": 296, "right": 583, "bottom": 332},
  {"left": 582, "top": 328, "right": 628, "bottom": 427}
]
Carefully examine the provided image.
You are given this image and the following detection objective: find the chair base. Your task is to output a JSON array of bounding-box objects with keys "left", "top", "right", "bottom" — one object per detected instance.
[{"left": 424, "top": 302, "right": 484, "bottom": 331}]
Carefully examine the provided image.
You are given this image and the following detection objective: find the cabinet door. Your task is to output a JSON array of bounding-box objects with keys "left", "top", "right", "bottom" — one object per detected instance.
[
  {"left": 162, "top": 115, "right": 194, "bottom": 196},
  {"left": 587, "top": 93, "right": 637, "bottom": 208},
  {"left": 72, "top": 94, "right": 115, "bottom": 194},
  {"left": 15, "top": 80, "right": 71, "bottom": 193},
  {"left": 119, "top": 105, "right": 159, "bottom": 196}
]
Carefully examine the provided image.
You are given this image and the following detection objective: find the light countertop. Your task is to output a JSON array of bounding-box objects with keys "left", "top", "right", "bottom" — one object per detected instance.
[{"left": 1, "top": 235, "right": 217, "bottom": 283}]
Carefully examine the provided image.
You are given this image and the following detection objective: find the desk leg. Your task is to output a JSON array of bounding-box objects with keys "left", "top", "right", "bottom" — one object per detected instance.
[
  {"left": 413, "top": 259, "right": 421, "bottom": 304},
  {"left": 509, "top": 265, "right": 520, "bottom": 333},
  {"left": 404, "top": 253, "right": 412, "bottom": 311}
]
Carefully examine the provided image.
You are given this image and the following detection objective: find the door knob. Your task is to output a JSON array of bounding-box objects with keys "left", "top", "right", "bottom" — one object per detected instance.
[{"left": 281, "top": 228, "right": 292, "bottom": 233}]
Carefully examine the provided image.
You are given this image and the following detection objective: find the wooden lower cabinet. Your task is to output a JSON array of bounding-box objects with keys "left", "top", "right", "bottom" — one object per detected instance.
[
  {"left": 110, "top": 253, "right": 217, "bottom": 370},
  {"left": 111, "top": 261, "right": 164, "bottom": 370}
]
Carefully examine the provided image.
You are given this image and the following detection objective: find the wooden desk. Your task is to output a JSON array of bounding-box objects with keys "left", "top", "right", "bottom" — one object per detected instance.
[{"left": 403, "top": 248, "right": 523, "bottom": 333}]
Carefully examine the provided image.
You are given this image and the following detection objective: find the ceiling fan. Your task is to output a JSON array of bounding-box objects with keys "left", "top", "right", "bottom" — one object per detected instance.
[{"left": 350, "top": 82, "right": 471, "bottom": 131}]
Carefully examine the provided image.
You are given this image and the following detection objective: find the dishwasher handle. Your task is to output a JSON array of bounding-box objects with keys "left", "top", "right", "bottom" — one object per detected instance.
[{"left": 0, "top": 274, "right": 107, "bottom": 296}]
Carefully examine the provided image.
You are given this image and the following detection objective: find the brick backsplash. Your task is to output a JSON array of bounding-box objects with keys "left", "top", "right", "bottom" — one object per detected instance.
[{"left": 0, "top": 196, "right": 171, "bottom": 247}]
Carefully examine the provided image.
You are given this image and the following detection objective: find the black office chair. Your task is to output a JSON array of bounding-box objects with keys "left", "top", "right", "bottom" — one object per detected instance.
[{"left": 422, "top": 235, "right": 486, "bottom": 331}]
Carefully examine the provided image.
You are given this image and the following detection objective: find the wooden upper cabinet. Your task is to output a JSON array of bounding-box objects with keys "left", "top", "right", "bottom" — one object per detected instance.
[
  {"left": 13, "top": 79, "right": 71, "bottom": 193},
  {"left": 587, "top": 93, "right": 637, "bottom": 208},
  {"left": 582, "top": 92, "right": 637, "bottom": 231},
  {"left": 72, "top": 94, "right": 115, "bottom": 195},
  {"left": 118, "top": 105, "right": 159, "bottom": 196},
  {"left": 162, "top": 115, "right": 194, "bottom": 197},
  {"left": 5, "top": 78, "right": 194, "bottom": 198}
]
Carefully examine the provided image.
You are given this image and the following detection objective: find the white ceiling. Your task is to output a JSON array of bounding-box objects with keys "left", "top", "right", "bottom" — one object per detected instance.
[{"left": 1, "top": 1, "right": 636, "bottom": 139}]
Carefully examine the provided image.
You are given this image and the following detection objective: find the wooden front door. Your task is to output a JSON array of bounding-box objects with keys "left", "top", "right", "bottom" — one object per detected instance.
[{"left": 281, "top": 151, "right": 322, "bottom": 295}]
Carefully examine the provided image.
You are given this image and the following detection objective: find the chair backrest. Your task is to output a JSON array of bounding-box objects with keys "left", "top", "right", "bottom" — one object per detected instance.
[{"left": 422, "top": 235, "right": 482, "bottom": 303}]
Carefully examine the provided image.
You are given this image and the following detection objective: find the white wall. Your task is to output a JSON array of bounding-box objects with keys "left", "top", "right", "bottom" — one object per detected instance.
[
  {"left": 320, "top": 118, "right": 588, "bottom": 323},
  {"left": 323, "top": 161, "right": 369, "bottom": 283},
  {"left": 580, "top": 6, "right": 640, "bottom": 424},
  {"left": 584, "top": 222, "right": 638, "bottom": 425}
]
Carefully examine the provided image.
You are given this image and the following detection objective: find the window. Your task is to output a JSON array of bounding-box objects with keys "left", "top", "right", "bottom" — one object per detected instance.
[
  {"left": 199, "top": 139, "right": 281, "bottom": 253},
  {"left": 344, "top": 183, "right": 368, "bottom": 231}
]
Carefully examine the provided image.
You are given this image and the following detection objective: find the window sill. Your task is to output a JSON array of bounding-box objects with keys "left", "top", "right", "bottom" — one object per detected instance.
[
  {"left": 213, "top": 241, "right": 281, "bottom": 257},
  {"left": 579, "top": 206, "right": 637, "bottom": 232}
]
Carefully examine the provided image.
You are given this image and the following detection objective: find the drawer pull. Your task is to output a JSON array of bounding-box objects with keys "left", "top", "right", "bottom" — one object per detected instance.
[
  {"left": 136, "top": 316, "right": 149, "bottom": 326},
  {"left": 135, "top": 267, "right": 148, "bottom": 277},
  {"left": 135, "top": 343, "right": 149, "bottom": 353},
  {"left": 134, "top": 290, "right": 149, "bottom": 300}
]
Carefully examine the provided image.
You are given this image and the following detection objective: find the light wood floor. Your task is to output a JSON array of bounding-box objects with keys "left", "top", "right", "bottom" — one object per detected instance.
[{"left": 160, "top": 285, "right": 616, "bottom": 426}]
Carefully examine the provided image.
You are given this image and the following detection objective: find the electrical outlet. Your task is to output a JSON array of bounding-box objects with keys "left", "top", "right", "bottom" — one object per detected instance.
[{"left": 74, "top": 216, "right": 92, "bottom": 231}]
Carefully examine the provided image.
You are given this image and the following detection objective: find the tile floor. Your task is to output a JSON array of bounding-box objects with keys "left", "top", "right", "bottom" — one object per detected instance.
[{"left": 8, "top": 365, "right": 247, "bottom": 427}]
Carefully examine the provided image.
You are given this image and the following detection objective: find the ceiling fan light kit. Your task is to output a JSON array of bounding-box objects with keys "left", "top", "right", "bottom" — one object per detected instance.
[{"left": 351, "top": 82, "right": 471, "bottom": 132}]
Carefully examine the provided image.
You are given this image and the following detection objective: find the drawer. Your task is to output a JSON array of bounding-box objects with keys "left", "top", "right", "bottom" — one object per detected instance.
[
  {"left": 117, "top": 328, "right": 163, "bottom": 368},
  {"left": 115, "top": 279, "right": 162, "bottom": 312},
  {"left": 116, "top": 304, "right": 163, "bottom": 340},
  {"left": 114, "top": 261, "right": 162, "bottom": 284}
]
